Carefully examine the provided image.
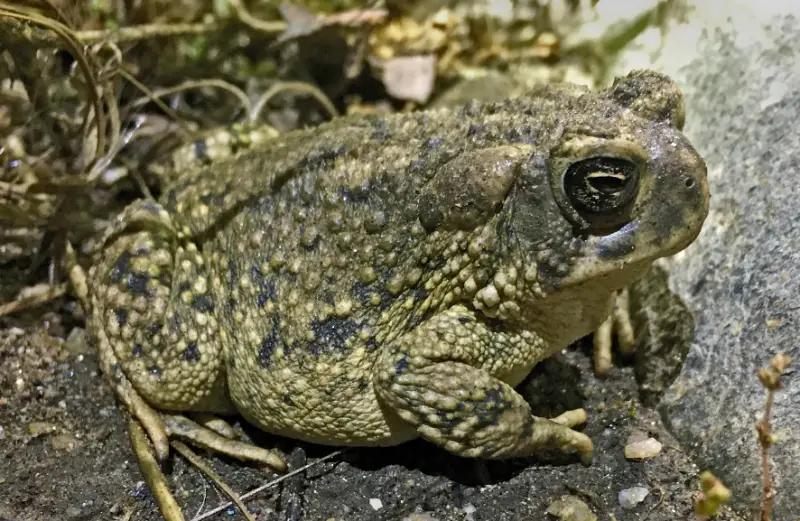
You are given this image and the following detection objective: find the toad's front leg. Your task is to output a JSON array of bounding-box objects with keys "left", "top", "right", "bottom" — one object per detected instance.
[{"left": 374, "top": 308, "right": 593, "bottom": 463}]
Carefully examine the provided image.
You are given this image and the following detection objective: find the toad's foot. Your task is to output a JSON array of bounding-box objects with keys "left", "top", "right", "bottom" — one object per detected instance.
[
  {"left": 164, "top": 414, "right": 286, "bottom": 470},
  {"left": 375, "top": 309, "right": 594, "bottom": 465},
  {"left": 130, "top": 413, "right": 286, "bottom": 521},
  {"left": 593, "top": 288, "right": 636, "bottom": 377}
]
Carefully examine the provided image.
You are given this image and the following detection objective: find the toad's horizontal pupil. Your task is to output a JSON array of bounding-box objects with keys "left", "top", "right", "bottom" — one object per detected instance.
[{"left": 586, "top": 172, "right": 628, "bottom": 193}]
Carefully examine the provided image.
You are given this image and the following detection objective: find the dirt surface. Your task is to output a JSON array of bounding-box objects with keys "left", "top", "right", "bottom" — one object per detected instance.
[{"left": 0, "top": 289, "right": 744, "bottom": 521}]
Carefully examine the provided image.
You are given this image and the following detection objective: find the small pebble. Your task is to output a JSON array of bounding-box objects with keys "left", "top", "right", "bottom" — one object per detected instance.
[
  {"left": 27, "top": 421, "right": 56, "bottom": 436},
  {"left": 64, "top": 328, "right": 89, "bottom": 356},
  {"left": 545, "top": 495, "right": 597, "bottom": 521},
  {"left": 402, "top": 514, "right": 439, "bottom": 521},
  {"left": 463, "top": 503, "right": 477, "bottom": 521},
  {"left": 369, "top": 498, "right": 383, "bottom": 510},
  {"left": 51, "top": 433, "right": 79, "bottom": 451},
  {"left": 624, "top": 437, "right": 663, "bottom": 460},
  {"left": 618, "top": 487, "right": 650, "bottom": 509}
]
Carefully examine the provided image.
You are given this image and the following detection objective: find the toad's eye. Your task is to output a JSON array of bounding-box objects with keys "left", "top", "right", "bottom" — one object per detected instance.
[{"left": 563, "top": 156, "right": 640, "bottom": 216}]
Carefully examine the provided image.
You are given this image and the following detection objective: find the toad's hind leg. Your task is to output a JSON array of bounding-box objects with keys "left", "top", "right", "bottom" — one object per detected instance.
[
  {"left": 70, "top": 201, "right": 285, "bottom": 520},
  {"left": 87, "top": 200, "right": 233, "bottom": 420},
  {"left": 374, "top": 309, "right": 593, "bottom": 463}
]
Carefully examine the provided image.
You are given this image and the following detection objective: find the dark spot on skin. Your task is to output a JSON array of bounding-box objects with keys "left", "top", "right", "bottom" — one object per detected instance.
[
  {"left": 364, "top": 337, "right": 378, "bottom": 351},
  {"left": 408, "top": 303, "right": 438, "bottom": 330},
  {"left": 182, "top": 342, "right": 200, "bottom": 362},
  {"left": 436, "top": 410, "right": 462, "bottom": 431},
  {"left": 474, "top": 387, "right": 507, "bottom": 427},
  {"left": 140, "top": 200, "right": 162, "bottom": 215},
  {"left": 228, "top": 354, "right": 237, "bottom": 369},
  {"left": 158, "top": 272, "right": 170, "bottom": 288},
  {"left": 109, "top": 251, "right": 133, "bottom": 283},
  {"left": 147, "top": 323, "right": 162, "bottom": 339},
  {"left": 407, "top": 158, "right": 429, "bottom": 176},
  {"left": 358, "top": 378, "right": 370, "bottom": 391},
  {"left": 425, "top": 254, "right": 448, "bottom": 272},
  {"left": 467, "top": 123, "right": 485, "bottom": 138},
  {"left": 457, "top": 316, "right": 472, "bottom": 324},
  {"left": 297, "top": 145, "right": 347, "bottom": 172},
  {"left": 169, "top": 312, "right": 181, "bottom": 333},
  {"left": 126, "top": 273, "right": 150, "bottom": 297},
  {"left": 149, "top": 366, "right": 161, "bottom": 377},
  {"left": 413, "top": 285, "right": 429, "bottom": 301},
  {"left": 200, "top": 192, "right": 225, "bottom": 207},
  {"left": 228, "top": 297, "right": 237, "bottom": 311},
  {"left": 192, "top": 294, "right": 215, "bottom": 313},
  {"left": 350, "top": 281, "right": 371, "bottom": 305},
  {"left": 167, "top": 189, "right": 178, "bottom": 209},
  {"left": 114, "top": 308, "right": 128, "bottom": 326},
  {"left": 376, "top": 290, "right": 396, "bottom": 311},
  {"left": 251, "top": 267, "right": 276, "bottom": 307},
  {"left": 178, "top": 282, "right": 191, "bottom": 294},
  {"left": 459, "top": 100, "right": 482, "bottom": 118},
  {"left": 227, "top": 260, "right": 238, "bottom": 288},
  {"left": 338, "top": 185, "right": 370, "bottom": 204},
  {"left": 506, "top": 127, "right": 523, "bottom": 142},
  {"left": 369, "top": 116, "right": 393, "bottom": 141},
  {"left": 131, "top": 344, "right": 143, "bottom": 357},
  {"left": 193, "top": 138, "right": 211, "bottom": 164},
  {"left": 394, "top": 355, "right": 409, "bottom": 375},
  {"left": 200, "top": 181, "right": 232, "bottom": 207},
  {"left": 258, "top": 317, "right": 283, "bottom": 369},
  {"left": 321, "top": 290, "right": 335, "bottom": 305},
  {"left": 282, "top": 394, "right": 294, "bottom": 406},
  {"left": 425, "top": 137, "right": 445, "bottom": 149},
  {"left": 308, "top": 316, "right": 360, "bottom": 355}
]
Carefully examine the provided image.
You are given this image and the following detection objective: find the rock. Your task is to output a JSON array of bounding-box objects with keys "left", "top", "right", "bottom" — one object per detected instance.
[
  {"left": 624, "top": 437, "right": 663, "bottom": 460},
  {"left": 618, "top": 487, "right": 649, "bottom": 510},
  {"left": 545, "top": 495, "right": 597, "bottom": 521},
  {"left": 380, "top": 55, "right": 437, "bottom": 104},
  {"left": 64, "top": 327, "right": 89, "bottom": 356},
  {"left": 612, "top": 1, "right": 800, "bottom": 517},
  {"left": 51, "top": 432, "right": 79, "bottom": 452}
]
